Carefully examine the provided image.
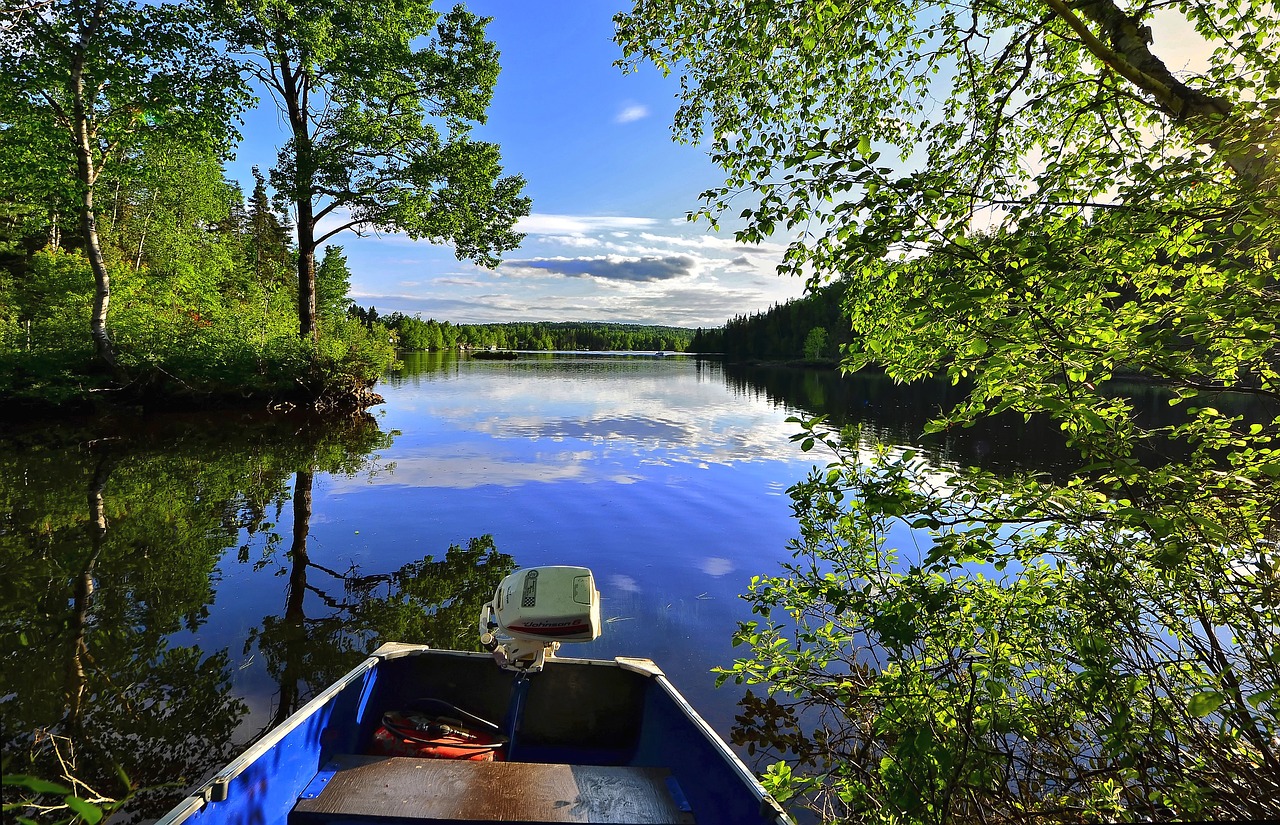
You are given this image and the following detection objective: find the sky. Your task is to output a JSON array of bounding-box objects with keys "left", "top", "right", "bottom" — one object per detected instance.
[
  {"left": 218, "top": 4, "right": 1217, "bottom": 331},
  {"left": 222, "top": 2, "right": 809, "bottom": 330}
]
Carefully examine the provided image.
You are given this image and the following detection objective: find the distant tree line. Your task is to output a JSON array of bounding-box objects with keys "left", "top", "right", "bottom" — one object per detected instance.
[
  {"left": 354, "top": 310, "right": 695, "bottom": 352},
  {"left": 691, "top": 279, "right": 850, "bottom": 362}
]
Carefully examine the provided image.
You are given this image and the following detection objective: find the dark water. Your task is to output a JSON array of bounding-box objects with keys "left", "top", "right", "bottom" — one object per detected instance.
[{"left": 2, "top": 353, "right": 1236, "bottom": 819}]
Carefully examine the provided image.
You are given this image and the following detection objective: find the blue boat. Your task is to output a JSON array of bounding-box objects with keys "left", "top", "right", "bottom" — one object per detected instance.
[{"left": 155, "top": 568, "right": 792, "bottom": 825}]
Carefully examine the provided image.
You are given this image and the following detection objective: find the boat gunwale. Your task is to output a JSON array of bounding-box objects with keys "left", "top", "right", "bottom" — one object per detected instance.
[
  {"left": 155, "top": 645, "right": 434, "bottom": 825},
  {"left": 647, "top": 669, "right": 792, "bottom": 825}
]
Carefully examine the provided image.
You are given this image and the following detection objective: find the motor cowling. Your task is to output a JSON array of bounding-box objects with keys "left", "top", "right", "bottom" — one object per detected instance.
[{"left": 479, "top": 566, "right": 601, "bottom": 671}]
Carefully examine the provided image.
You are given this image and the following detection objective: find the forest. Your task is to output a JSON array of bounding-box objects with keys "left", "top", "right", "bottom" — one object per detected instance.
[
  {"left": 361, "top": 310, "right": 695, "bottom": 352},
  {"left": 688, "top": 278, "right": 849, "bottom": 362},
  {"left": 0, "top": 160, "right": 392, "bottom": 409},
  {"left": 0, "top": 0, "right": 528, "bottom": 412}
]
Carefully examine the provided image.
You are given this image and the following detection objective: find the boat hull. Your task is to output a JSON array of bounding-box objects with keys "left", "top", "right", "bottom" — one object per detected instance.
[{"left": 156, "top": 644, "right": 791, "bottom": 825}]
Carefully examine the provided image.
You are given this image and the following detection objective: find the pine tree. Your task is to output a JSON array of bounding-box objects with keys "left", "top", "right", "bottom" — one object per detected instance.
[{"left": 248, "top": 167, "right": 293, "bottom": 290}]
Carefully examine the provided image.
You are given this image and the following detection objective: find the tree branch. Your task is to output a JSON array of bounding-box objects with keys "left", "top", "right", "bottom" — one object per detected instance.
[
  {"left": 315, "top": 218, "right": 366, "bottom": 246},
  {"left": 1042, "top": 0, "right": 1268, "bottom": 181}
]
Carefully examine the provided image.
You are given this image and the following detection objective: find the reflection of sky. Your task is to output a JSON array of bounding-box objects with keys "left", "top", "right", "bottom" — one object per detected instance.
[
  {"left": 300, "top": 357, "right": 826, "bottom": 735},
  {"left": 333, "top": 357, "right": 816, "bottom": 495},
  {"left": 355, "top": 445, "right": 595, "bottom": 489}
]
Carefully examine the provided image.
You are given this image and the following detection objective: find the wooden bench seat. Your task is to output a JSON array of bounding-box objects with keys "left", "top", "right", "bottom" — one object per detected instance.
[{"left": 290, "top": 754, "right": 695, "bottom": 824}]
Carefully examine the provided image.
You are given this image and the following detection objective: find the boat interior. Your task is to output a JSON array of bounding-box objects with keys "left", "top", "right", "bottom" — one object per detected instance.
[{"left": 172, "top": 647, "right": 788, "bottom": 825}]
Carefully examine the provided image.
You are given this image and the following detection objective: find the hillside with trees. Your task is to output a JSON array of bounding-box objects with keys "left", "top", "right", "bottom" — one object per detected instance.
[
  {"left": 689, "top": 278, "right": 849, "bottom": 362},
  {"left": 0, "top": 0, "right": 527, "bottom": 412}
]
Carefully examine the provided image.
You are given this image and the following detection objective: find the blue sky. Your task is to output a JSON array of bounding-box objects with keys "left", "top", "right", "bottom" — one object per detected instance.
[
  {"left": 218, "top": 4, "right": 1217, "bottom": 329},
  {"left": 223, "top": 2, "right": 809, "bottom": 329}
]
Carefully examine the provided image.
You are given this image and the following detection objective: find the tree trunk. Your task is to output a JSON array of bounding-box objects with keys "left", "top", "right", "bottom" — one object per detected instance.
[
  {"left": 296, "top": 197, "right": 317, "bottom": 341},
  {"left": 1045, "top": 0, "right": 1271, "bottom": 183},
  {"left": 69, "top": 7, "right": 121, "bottom": 375},
  {"left": 273, "top": 468, "right": 314, "bottom": 726},
  {"left": 134, "top": 214, "right": 149, "bottom": 270},
  {"left": 80, "top": 192, "right": 118, "bottom": 371},
  {"left": 65, "top": 455, "right": 114, "bottom": 727},
  {"left": 280, "top": 54, "right": 318, "bottom": 341}
]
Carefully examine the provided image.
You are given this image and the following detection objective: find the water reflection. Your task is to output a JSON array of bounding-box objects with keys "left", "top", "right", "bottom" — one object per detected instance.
[
  {"left": 368, "top": 353, "right": 827, "bottom": 495},
  {"left": 2, "top": 410, "right": 516, "bottom": 816},
  {"left": 11, "top": 352, "right": 1257, "bottom": 821},
  {"left": 247, "top": 467, "right": 515, "bottom": 728},
  {"left": 343, "top": 444, "right": 595, "bottom": 490},
  {"left": 387, "top": 352, "right": 1077, "bottom": 477},
  {"left": 1, "top": 412, "right": 400, "bottom": 818},
  {"left": 721, "top": 363, "right": 1080, "bottom": 474},
  {"left": 724, "top": 362, "right": 1280, "bottom": 474},
  {"left": 0, "top": 439, "right": 245, "bottom": 822},
  {"left": 700, "top": 557, "right": 735, "bottom": 577}
]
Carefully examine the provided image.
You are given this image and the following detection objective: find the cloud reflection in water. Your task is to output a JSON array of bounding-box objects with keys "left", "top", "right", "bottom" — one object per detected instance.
[
  {"left": 330, "top": 445, "right": 590, "bottom": 490},
  {"left": 700, "top": 557, "right": 735, "bottom": 577},
  {"left": 335, "top": 358, "right": 821, "bottom": 494}
]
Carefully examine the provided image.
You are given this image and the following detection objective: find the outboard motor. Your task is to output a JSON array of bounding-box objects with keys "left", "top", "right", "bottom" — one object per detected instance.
[
  {"left": 479, "top": 566, "right": 602, "bottom": 672},
  {"left": 479, "top": 566, "right": 603, "bottom": 760}
]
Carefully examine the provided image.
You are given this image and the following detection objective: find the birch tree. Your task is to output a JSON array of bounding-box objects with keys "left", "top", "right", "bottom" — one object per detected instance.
[{"left": 0, "top": 0, "right": 245, "bottom": 374}]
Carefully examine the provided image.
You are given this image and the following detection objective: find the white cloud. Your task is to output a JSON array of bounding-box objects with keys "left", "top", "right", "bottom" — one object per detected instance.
[
  {"left": 636, "top": 232, "right": 788, "bottom": 254},
  {"left": 502, "top": 255, "right": 698, "bottom": 282},
  {"left": 615, "top": 103, "right": 650, "bottom": 124},
  {"left": 340, "top": 206, "right": 809, "bottom": 327},
  {"left": 538, "top": 234, "right": 608, "bottom": 249}
]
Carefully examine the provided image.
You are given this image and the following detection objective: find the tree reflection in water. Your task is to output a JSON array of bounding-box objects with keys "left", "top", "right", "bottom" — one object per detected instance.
[
  {"left": 0, "top": 412, "right": 393, "bottom": 821},
  {"left": 248, "top": 467, "right": 515, "bottom": 728}
]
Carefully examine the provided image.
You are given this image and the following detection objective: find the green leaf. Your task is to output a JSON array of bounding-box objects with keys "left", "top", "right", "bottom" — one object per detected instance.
[
  {"left": 616, "top": 0, "right": 1280, "bottom": 818},
  {"left": 1188, "top": 691, "right": 1225, "bottom": 718},
  {"left": 2, "top": 776, "right": 71, "bottom": 795},
  {"left": 63, "top": 795, "right": 104, "bottom": 825}
]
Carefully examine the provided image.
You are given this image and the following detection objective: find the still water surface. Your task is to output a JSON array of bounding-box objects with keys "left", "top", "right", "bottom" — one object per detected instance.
[
  {"left": 2, "top": 352, "right": 1082, "bottom": 818},
  {"left": 211, "top": 353, "right": 836, "bottom": 732}
]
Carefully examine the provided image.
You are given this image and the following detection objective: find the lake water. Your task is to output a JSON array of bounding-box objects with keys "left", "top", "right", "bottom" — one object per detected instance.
[{"left": 2, "top": 352, "right": 1094, "bottom": 819}]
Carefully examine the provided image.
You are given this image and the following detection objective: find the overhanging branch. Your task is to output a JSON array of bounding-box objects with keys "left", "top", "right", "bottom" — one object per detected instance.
[{"left": 1042, "top": 0, "right": 1269, "bottom": 182}]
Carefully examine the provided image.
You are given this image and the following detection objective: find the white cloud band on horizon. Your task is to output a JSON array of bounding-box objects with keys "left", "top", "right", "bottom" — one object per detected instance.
[
  {"left": 503, "top": 255, "right": 696, "bottom": 282},
  {"left": 340, "top": 210, "right": 810, "bottom": 328},
  {"left": 347, "top": 278, "right": 768, "bottom": 327},
  {"left": 516, "top": 213, "right": 659, "bottom": 236}
]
